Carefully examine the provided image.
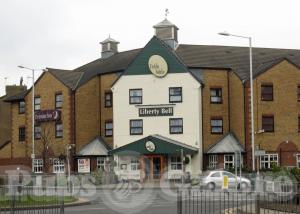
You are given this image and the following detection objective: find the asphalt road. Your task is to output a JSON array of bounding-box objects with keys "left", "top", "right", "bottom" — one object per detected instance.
[{"left": 65, "top": 189, "right": 255, "bottom": 214}]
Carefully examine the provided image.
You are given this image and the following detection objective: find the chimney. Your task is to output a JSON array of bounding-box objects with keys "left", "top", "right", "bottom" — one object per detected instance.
[
  {"left": 153, "top": 18, "right": 179, "bottom": 49},
  {"left": 100, "top": 36, "right": 119, "bottom": 59}
]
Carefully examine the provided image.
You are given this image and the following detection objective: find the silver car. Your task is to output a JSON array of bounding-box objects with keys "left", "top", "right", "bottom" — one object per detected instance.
[{"left": 200, "top": 170, "right": 251, "bottom": 190}]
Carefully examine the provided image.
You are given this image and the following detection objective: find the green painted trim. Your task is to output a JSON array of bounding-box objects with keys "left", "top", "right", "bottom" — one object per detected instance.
[
  {"left": 109, "top": 135, "right": 198, "bottom": 155},
  {"left": 124, "top": 36, "right": 190, "bottom": 76}
]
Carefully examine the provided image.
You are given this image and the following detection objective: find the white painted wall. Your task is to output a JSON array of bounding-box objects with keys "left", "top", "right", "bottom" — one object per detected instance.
[{"left": 112, "top": 73, "right": 203, "bottom": 173}]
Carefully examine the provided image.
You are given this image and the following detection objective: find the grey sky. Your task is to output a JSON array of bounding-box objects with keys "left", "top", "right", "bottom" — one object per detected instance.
[{"left": 1, "top": 0, "right": 299, "bottom": 96}]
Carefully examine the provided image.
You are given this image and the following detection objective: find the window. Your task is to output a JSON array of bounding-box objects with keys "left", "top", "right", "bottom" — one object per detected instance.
[
  {"left": 105, "top": 121, "right": 113, "bottom": 137},
  {"left": 210, "top": 88, "right": 222, "bottom": 104},
  {"left": 53, "top": 159, "right": 65, "bottom": 173},
  {"left": 19, "top": 127, "right": 25, "bottom": 142},
  {"left": 211, "top": 118, "right": 223, "bottom": 134},
  {"left": 34, "top": 97, "right": 41, "bottom": 111},
  {"left": 169, "top": 118, "right": 183, "bottom": 134},
  {"left": 19, "top": 101, "right": 25, "bottom": 114},
  {"left": 223, "top": 171, "right": 235, "bottom": 178},
  {"left": 297, "top": 154, "right": 300, "bottom": 168},
  {"left": 55, "top": 123, "right": 63, "bottom": 138},
  {"left": 130, "top": 157, "right": 140, "bottom": 171},
  {"left": 170, "top": 156, "right": 182, "bottom": 170},
  {"left": 169, "top": 87, "right": 182, "bottom": 103},
  {"left": 97, "top": 157, "right": 106, "bottom": 171},
  {"left": 210, "top": 172, "right": 221, "bottom": 178},
  {"left": 33, "top": 159, "right": 43, "bottom": 173},
  {"left": 262, "top": 115, "right": 274, "bottom": 132},
  {"left": 55, "top": 93, "right": 63, "bottom": 109},
  {"left": 299, "top": 116, "right": 300, "bottom": 133},
  {"left": 261, "top": 84, "right": 273, "bottom": 101},
  {"left": 34, "top": 126, "right": 41, "bottom": 140},
  {"left": 260, "top": 154, "right": 278, "bottom": 169},
  {"left": 130, "top": 120, "right": 143, "bottom": 135},
  {"left": 105, "top": 91, "right": 113, "bottom": 107},
  {"left": 208, "top": 155, "right": 218, "bottom": 169},
  {"left": 129, "top": 89, "right": 142, "bottom": 104},
  {"left": 224, "top": 154, "right": 234, "bottom": 169}
]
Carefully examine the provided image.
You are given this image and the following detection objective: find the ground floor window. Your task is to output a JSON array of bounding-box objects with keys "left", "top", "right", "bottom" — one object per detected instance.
[
  {"left": 224, "top": 154, "right": 234, "bottom": 169},
  {"left": 297, "top": 154, "right": 300, "bottom": 167},
  {"left": 131, "top": 157, "right": 140, "bottom": 171},
  {"left": 53, "top": 159, "right": 65, "bottom": 173},
  {"left": 170, "top": 156, "right": 182, "bottom": 170},
  {"left": 97, "top": 157, "right": 106, "bottom": 171},
  {"left": 208, "top": 155, "right": 218, "bottom": 169},
  {"left": 260, "top": 154, "right": 278, "bottom": 169},
  {"left": 33, "top": 159, "right": 43, "bottom": 173}
]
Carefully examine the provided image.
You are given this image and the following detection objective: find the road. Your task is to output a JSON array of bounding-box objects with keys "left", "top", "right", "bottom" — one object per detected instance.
[{"left": 65, "top": 189, "right": 255, "bottom": 214}]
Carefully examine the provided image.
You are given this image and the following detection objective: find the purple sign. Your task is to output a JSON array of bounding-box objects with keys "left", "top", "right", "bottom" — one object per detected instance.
[{"left": 35, "top": 110, "right": 61, "bottom": 122}]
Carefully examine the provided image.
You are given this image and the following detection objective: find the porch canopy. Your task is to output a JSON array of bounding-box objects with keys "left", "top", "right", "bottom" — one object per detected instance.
[
  {"left": 207, "top": 132, "right": 244, "bottom": 154},
  {"left": 77, "top": 136, "right": 112, "bottom": 156},
  {"left": 108, "top": 134, "right": 198, "bottom": 155}
]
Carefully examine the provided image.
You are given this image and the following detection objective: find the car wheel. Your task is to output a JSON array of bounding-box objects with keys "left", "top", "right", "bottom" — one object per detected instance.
[
  {"left": 239, "top": 182, "right": 249, "bottom": 191},
  {"left": 207, "top": 182, "right": 215, "bottom": 191}
]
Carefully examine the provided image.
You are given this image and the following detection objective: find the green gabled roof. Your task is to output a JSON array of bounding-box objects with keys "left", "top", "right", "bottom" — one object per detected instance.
[
  {"left": 108, "top": 134, "right": 198, "bottom": 155},
  {"left": 124, "top": 36, "right": 190, "bottom": 76}
]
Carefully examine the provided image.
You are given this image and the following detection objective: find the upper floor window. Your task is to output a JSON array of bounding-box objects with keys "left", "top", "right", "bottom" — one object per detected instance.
[
  {"left": 262, "top": 115, "right": 274, "bottom": 132},
  {"left": 211, "top": 118, "right": 223, "bottom": 134},
  {"left": 298, "top": 85, "right": 300, "bottom": 101},
  {"left": 55, "top": 93, "right": 63, "bottom": 109},
  {"left": 19, "top": 101, "right": 25, "bottom": 114},
  {"left": 105, "top": 121, "right": 113, "bottom": 137},
  {"left": 129, "top": 89, "right": 142, "bottom": 104},
  {"left": 130, "top": 119, "right": 143, "bottom": 135},
  {"left": 34, "top": 125, "right": 41, "bottom": 140},
  {"left": 34, "top": 96, "right": 41, "bottom": 111},
  {"left": 261, "top": 84, "right": 273, "bottom": 101},
  {"left": 105, "top": 91, "right": 113, "bottom": 107},
  {"left": 210, "top": 88, "right": 222, "bottom": 104},
  {"left": 55, "top": 123, "right": 63, "bottom": 138},
  {"left": 169, "top": 87, "right": 182, "bottom": 103},
  {"left": 19, "top": 127, "right": 25, "bottom": 142},
  {"left": 169, "top": 118, "right": 183, "bottom": 134}
]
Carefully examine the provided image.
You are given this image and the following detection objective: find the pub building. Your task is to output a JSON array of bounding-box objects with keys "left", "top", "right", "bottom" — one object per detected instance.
[{"left": 2, "top": 17, "right": 300, "bottom": 179}]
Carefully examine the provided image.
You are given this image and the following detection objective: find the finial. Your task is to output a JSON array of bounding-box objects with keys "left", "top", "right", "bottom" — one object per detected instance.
[
  {"left": 4, "top": 77, "right": 8, "bottom": 85},
  {"left": 109, "top": 33, "right": 111, "bottom": 38},
  {"left": 20, "top": 76, "right": 23, "bottom": 86},
  {"left": 165, "top": 8, "right": 169, "bottom": 19}
]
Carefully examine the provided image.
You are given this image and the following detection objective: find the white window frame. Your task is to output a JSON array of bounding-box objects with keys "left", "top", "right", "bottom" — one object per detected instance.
[
  {"left": 224, "top": 154, "right": 234, "bottom": 169},
  {"left": 208, "top": 155, "right": 218, "bottom": 169},
  {"left": 53, "top": 158, "right": 65, "bottom": 173},
  {"left": 33, "top": 159, "right": 43, "bottom": 173},
  {"left": 130, "top": 157, "right": 140, "bottom": 171},
  {"left": 170, "top": 156, "right": 182, "bottom": 171},
  {"left": 260, "top": 154, "right": 278, "bottom": 169},
  {"left": 297, "top": 154, "right": 300, "bottom": 168},
  {"left": 97, "top": 157, "right": 106, "bottom": 171}
]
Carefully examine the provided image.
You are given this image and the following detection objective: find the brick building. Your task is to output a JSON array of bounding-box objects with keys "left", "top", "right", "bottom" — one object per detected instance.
[{"left": 1, "top": 18, "right": 300, "bottom": 177}]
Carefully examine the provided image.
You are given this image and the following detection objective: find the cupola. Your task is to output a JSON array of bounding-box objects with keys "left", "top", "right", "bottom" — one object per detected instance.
[
  {"left": 100, "top": 36, "right": 119, "bottom": 59},
  {"left": 153, "top": 18, "right": 179, "bottom": 49}
]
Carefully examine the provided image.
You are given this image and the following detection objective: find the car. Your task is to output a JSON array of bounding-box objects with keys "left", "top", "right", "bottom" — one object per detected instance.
[{"left": 200, "top": 170, "right": 251, "bottom": 191}]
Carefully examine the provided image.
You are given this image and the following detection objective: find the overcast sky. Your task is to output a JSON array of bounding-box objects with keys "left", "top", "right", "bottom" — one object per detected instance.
[{"left": 0, "top": 0, "right": 299, "bottom": 96}]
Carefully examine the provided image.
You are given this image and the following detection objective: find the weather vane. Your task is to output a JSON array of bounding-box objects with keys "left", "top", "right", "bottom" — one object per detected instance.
[{"left": 165, "top": 9, "right": 169, "bottom": 19}]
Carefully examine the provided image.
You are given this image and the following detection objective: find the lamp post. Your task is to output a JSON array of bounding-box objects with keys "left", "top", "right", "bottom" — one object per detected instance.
[
  {"left": 17, "top": 66, "right": 47, "bottom": 172},
  {"left": 218, "top": 32, "right": 255, "bottom": 172}
]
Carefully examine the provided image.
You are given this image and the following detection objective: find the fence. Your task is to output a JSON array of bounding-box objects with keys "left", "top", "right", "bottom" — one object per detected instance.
[
  {"left": 177, "top": 189, "right": 300, "bottom": 214},
  {"left": 0, "top": 186, "right": 65, "bottom": 214}
]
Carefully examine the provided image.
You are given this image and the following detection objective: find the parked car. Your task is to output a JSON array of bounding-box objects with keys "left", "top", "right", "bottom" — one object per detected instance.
[{"left": 200, "top": 170, "right": 251, "bottom": 190}]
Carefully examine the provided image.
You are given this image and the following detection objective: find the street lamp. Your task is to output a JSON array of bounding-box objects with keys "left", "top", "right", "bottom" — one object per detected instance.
[
  {"left": 17, "top": 66, "right": 48, "bottom": 172},
  {"left": 218, "top": 32, "right": 255, "bottom": 172}
]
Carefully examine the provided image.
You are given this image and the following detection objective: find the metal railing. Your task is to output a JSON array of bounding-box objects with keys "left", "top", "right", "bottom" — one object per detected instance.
[
  {"left": 0, "top": 186, "right": 65, "bottom": 214},
  {"left": 177, "top": 189, "right": 300, "bottom": 214}
]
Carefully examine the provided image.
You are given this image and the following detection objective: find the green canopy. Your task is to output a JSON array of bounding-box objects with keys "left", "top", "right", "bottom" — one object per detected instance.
[{"left": 108, "top": 134, "right": 198, "bottom": 155}]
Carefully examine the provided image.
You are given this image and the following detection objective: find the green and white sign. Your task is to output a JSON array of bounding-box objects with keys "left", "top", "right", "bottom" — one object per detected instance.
[{"left": 148, "top": 55, "right": 168, "bottom": 77}]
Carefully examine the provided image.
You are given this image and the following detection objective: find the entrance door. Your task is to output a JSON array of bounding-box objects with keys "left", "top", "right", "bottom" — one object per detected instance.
[{"left": 153, "top": 157, "right": 161, "bottom": 179}]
